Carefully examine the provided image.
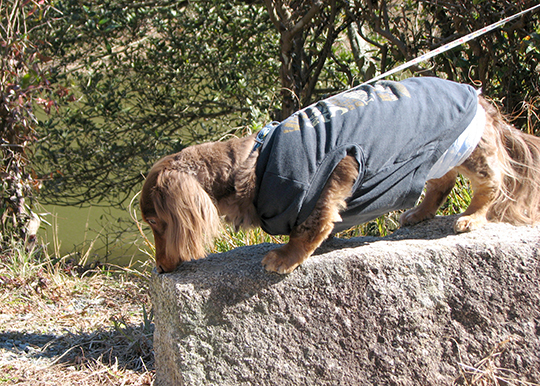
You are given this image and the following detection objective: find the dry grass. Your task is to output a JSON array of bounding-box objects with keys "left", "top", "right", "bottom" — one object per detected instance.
[
  {"left": 1, "top": 359, "right": 153, "bottom": 385},
  {"left": 0, "top": 240, "right": 155, "bottom": 385},
  {"left": 453, "top": 337, "right": 540, "bottom": 386}
]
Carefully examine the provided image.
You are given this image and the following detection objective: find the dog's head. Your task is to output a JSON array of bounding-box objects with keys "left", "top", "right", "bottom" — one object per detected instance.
[{"left": 140, "top": 156, "right": 221, "bottom": 273}]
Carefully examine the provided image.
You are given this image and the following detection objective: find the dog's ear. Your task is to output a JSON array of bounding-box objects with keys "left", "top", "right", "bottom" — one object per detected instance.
[{"left": 152, "top": 169, "right": 221, "bottom": 263}]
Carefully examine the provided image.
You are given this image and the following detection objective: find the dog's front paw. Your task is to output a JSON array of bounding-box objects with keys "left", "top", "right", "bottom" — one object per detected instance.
[
  {"left": 262, "top": 248, "right": 302, "bottom": 274},
  {"left": 454, "top": 215, "right": 487, "bottom": 233}
]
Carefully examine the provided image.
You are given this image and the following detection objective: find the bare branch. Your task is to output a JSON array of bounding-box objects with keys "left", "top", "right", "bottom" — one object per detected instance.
[
  {"left": 290, "top": 0, "right": 323, "bottom": 37},
  {"left": 263, "top": 0, "right": 283, "bottom": 31}
]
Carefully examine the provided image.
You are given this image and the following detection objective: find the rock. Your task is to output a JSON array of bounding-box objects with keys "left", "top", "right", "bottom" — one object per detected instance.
[{"left": 150, "top": 216, "right": 540, "bottom": 386}]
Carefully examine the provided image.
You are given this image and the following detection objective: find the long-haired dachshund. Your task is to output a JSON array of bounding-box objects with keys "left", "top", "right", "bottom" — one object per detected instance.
[{"left": 141, "top": 77, "right": 540, "bottom": 274}]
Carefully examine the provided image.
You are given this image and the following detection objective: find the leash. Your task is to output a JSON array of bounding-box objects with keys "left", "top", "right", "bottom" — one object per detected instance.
[{"left": 362, "top": 3, "right": 540, "bottom": 86}]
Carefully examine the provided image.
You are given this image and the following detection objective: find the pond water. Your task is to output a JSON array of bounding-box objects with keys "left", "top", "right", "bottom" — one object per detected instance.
[{"left": 39, "top": 203, "right": 152, "bottom": 269}]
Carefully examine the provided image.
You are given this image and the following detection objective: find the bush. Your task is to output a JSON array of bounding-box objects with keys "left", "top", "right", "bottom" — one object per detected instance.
[{"left": 0, "top": 0, "right": 65, "bottom": 249}]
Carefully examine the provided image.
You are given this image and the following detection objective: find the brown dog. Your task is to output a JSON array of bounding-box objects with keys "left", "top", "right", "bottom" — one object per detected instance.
[{"left": 140, "top": 78, "right": 540, "bottom": 274}]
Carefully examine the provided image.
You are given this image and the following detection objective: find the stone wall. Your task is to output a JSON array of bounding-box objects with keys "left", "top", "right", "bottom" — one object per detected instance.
[{"left": 150, "top": 217, "right": 540, "bottom": 385}]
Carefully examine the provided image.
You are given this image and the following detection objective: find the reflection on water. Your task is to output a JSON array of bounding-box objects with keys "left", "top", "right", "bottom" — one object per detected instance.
[{"left": 40, "top": 204, "right": 151, "bottom": 268}]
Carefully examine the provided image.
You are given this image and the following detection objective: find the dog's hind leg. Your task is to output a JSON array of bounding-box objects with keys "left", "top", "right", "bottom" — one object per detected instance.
[
  {"left": 400, "top": 170, "right": 458, "bottom": 227},
  {"left": 452, "top": 141, "right": 503, "bottom": 233},
  {"left": 262, "top": 155, "right": 359, "bottom": 274}
]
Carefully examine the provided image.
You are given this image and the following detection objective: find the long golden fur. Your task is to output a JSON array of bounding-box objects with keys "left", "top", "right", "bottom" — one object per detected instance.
[{"left": 141, "top": 95, "right": 540, "bottom": 274}]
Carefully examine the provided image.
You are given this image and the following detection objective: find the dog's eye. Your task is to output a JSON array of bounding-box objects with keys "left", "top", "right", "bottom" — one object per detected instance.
[{"left": 147, "top": 219, "right": 157, "bottom": 225}]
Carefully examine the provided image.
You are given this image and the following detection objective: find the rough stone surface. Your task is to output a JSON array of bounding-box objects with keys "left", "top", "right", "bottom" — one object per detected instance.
[{"left": 150, "top": 217, "right": 540, "bottom": 386}]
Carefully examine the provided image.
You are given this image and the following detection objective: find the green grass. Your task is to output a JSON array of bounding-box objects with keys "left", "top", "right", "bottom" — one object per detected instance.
[
  {"left": 0, "top": 238, "right": 47, "bottom": 282},
  {"left": 212, "top": 226, "right": 289, "bottom": 253}
]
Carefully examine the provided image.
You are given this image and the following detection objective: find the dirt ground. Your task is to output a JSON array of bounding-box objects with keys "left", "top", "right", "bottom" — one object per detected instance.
[{"left": 0, "top": 268, "right": 154, "bottom": 385}]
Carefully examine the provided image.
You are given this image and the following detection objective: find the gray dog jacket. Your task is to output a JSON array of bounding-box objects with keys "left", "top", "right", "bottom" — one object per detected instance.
[{"left": 254, "top": 77, "right": 479, "bottom": 235}]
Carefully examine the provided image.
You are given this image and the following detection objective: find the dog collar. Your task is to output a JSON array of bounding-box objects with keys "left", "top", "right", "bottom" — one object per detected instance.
[{"left": 252, "top": 121, "right": 279, "bottom": 152}]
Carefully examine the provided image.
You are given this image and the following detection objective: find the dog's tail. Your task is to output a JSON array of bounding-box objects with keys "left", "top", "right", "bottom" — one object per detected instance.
[{"left": 482, "top": 98, "right": 540, "bottom": 224}]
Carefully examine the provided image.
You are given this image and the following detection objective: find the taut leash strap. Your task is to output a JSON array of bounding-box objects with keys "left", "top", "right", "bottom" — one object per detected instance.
[{"left": 362, "top": 3, "right": 540, "bottom": 86}]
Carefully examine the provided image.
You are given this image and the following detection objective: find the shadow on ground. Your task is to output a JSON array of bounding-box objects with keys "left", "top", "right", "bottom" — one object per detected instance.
[{"left": 0, "top": 320, "right": 154, "bottom": 371}]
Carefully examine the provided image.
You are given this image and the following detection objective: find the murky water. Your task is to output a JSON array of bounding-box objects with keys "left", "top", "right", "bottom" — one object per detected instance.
[{"left": 39, "top": 204, "right": 151, "bottom": 268}]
